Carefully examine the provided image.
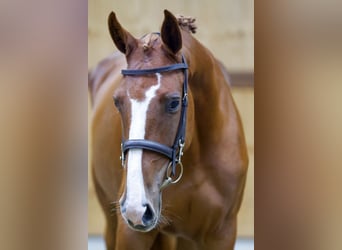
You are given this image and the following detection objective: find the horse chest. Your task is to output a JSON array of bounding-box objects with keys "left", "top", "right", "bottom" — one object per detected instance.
[{"left": 161, "top": 169, "right": 232, "bottom": 237}]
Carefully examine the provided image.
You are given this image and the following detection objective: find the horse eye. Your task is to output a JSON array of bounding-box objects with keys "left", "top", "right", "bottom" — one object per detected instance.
[
  {"left": 113, "top": 97, "right": 121, "bottom": 109},
  {"left": 166, "top": 97, "right": 180, "bottom": 113}
]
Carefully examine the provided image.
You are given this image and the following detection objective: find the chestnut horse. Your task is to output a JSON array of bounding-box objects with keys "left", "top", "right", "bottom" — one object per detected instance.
[{"left": 89, "top": 10, "right": 248, "bottom": 250}]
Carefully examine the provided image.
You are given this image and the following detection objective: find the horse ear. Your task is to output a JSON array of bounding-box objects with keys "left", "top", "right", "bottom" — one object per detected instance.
[
  {"left": 161, "top": 10, "right": 182, "bottom": 55},
  {"left": 108, "top": 12, "right": 137, "bottom": 55}
]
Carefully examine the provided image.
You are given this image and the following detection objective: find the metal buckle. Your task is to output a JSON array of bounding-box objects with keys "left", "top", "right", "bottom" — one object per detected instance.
[
  {"left": 120, "top": 143, "right": 125, "bottom": 168},
  {"left": 177, "top": 139, "right": 185, "bottom": 163},
  {"left": 182, "top": 93, "right": 188, "bottom": 106}
]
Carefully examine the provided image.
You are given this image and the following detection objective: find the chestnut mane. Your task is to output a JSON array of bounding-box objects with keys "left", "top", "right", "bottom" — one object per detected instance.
[{"left": 176, "top": 14, "right": 197, "bottom": 34}]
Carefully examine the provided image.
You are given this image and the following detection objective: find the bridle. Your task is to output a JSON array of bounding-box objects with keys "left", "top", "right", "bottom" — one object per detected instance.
[{"left": 119, "top": 54, "right": 188, "bottom": 189}]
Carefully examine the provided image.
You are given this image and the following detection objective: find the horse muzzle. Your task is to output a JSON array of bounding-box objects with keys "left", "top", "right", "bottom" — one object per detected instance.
[{"left": 120, "top": 202, "right": 158, "bottom": 232}]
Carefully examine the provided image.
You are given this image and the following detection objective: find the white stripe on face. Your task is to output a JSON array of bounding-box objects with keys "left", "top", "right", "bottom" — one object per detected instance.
[{"left": 125, "top": 73, "right": 162, "bottom": 211}]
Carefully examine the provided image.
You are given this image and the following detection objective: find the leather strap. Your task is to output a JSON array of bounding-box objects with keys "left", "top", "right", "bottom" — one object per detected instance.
[
  {"left": 122, "top": 139, "right": 174, "bottom": 159},
  {"left": 122, "top": 62, "right": 188, "bottom": 75}
]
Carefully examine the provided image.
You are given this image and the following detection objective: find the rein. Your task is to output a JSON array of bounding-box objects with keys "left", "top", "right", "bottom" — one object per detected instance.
[{"left": 120, "top": 55, "right": 189, "bottom": 189}]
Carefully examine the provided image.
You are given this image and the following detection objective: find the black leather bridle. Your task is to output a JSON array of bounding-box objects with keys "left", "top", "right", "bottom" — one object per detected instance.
[{"left": 119, "top": 54, "right": 188, "bottom": 183}]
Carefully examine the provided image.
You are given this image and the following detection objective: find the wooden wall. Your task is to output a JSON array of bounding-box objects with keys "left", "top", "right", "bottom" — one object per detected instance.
[
  {"left": 88, "top": 0, "right": 254, "bottom": 238},
  {"left": 88, "top": 0, "right": 254, "bottom": 71}
]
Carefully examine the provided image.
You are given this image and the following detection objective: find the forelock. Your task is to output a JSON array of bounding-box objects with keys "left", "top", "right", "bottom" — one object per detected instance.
[{"left": 141, "top": 33, "right": 160, "bottom": 52}]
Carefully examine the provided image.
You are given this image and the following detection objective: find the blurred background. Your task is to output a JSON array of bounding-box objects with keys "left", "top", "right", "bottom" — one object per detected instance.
[
  {"left": 2, "top": 1, "right": 341, "bottom": 250},
  {"left": 88, "top": 0, "right": 254, "bottom": 247},
  {"left": 1, "top": 0, "right": 342, "bottom": 249}
]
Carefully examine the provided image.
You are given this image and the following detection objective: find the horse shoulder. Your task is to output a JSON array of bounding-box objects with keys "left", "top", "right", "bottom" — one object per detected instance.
[{"left": 196, "top": 92, "right": 248, "bottom": 218}]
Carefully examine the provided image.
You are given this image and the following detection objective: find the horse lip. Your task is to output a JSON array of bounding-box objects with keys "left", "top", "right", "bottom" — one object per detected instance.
[
  {"left": 126, "top": 217, "right": 158, "bottom": 232},
  {"left": 121, "top": 211, "right": 158, "bottom": 232}
]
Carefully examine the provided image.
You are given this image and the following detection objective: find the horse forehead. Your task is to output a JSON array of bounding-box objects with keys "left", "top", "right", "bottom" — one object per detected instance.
[
  {"left": 126, "top": 75, "right": 162, "bottom": 101},
  {"left": 129, "top": 33, "right": 170, "bottom": 65},
  {"left": 124, "top": 70, "right": 183, "bottom": 101}
]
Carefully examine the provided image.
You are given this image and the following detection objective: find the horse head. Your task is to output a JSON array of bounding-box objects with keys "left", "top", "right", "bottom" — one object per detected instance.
[{"left": 108, "top": 10, "right": 194, "bottom": 232}]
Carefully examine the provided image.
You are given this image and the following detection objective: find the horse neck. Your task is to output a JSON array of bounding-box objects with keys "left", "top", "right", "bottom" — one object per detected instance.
[
  {"left": 182, "top": 32, "right": 233, "bottom": 145},
  {"left": 183, "top": 32, "right": 229, "bottom": 104}
]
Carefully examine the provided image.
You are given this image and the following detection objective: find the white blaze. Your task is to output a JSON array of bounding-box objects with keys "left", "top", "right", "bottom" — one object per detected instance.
[{"left": 125, "top": 73, "right": 162, "bottom": 213}]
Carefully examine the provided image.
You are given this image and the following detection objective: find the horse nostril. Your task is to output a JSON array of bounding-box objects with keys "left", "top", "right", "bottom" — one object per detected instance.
[
  {"left": 142, "top": 204, "right": 154, "bottom": 225},
  {"left": 127, "top": 219, "right": 134, "bottom": 227}
]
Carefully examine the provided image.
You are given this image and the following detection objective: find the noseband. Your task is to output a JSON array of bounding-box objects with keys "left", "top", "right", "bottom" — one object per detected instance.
[{"left": 119, "top": 55, "right": 188, "bottom": 187}]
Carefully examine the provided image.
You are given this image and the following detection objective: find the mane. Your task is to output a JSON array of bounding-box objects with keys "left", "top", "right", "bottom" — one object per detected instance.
[
  {"left": 176, "top": 14, "right": 197, "bottom": 34},
  {"left": 141, "top": 14, "right": 197, "bottom": 52}
]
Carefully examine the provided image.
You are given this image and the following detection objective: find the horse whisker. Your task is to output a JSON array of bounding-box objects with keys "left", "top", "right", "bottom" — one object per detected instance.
[
  {"left": 109, "top": 200, "right": 122, "bottom": 216},
  {"left": 162, "top": 204, "right": 183, "bottom": 222},
  {"left": 156, "top": 213, "right": 172, "bottom": 230}
]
